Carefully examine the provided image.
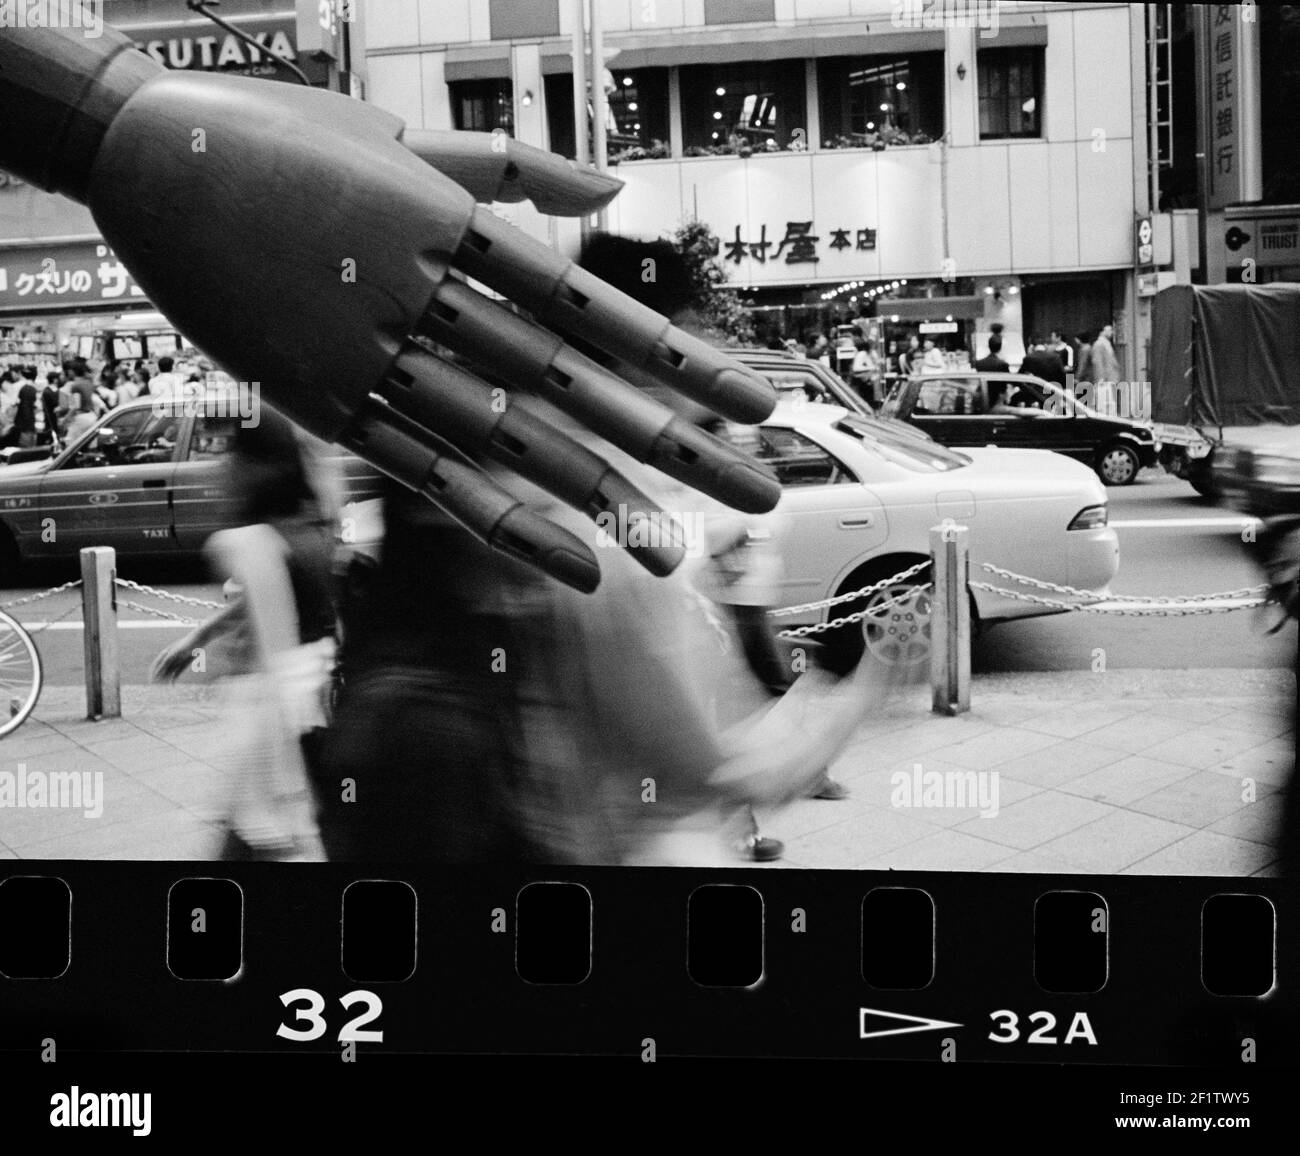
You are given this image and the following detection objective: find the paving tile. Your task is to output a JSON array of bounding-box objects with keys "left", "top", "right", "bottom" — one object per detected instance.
[
  {"left": 3, "top": 773, "right": 181, "bottom": 850},
  {"left": 1127, "top": 769, "right": 1262, "bottom": 829},
  {"left": 1018, "top": 702, "right": 1142, "bottom": 740},
  {"left": 952, "top": 790, "right": 1111, "bottom": 850},
  {"left": 923, "top": 726, "right": 1065, "bottom": 771},
  {"left": 1080, "top": 713, "right": 1205, "bottom": 756},
  {"left": 985, "top": 740, "right": 1130, "bottom": 789},
  {"left": 1120, "top": 830, "right": 1277, "bottom": 876},
  {"left": 92, "top": 738, "right": 191, "bottom": 774},
  {"left": 47, "top": 718, "right": 146, "bottom": 744},
  {"left": 1058, "top": 755, "right": 1197, "bottom": 807},
  {"left": 1250, "top": 860, "right": 1286, "bottom": 878},
  {"left": 1204, "top": 740, "right": 1295, "bottom": 787},
  {"left": 1141, "top": 721, "right": 1290, "bottom": 772},
  {"left": 0, "top": 730, "right": 79, "bottom": 761},
  {"left": 857, "top": 760, "right": 1043, "bottom": 829},
  {"left": 16, "top": 810, "right": 212, "bottom": 860},
  {"left": 838, "top": 723, "right": 987, "bottom": 771},
  {"left": 781, "top": 806, "right": 939, "bottom": 870},
  {"left": 1125, "top": 697, "right": 1239, "bottom": 725},
  {"left": 983, "top": 847, "right": 1079, "bottom": 874},
  {"left": 1033, "top": 810, "right": 1195, "bottom": 874},
  {"left": 1206, "top": 795, "right": 1286, "bottom": 847},
  {"left": 873, "top": 829, "right": 1015, "bottom": 872}
]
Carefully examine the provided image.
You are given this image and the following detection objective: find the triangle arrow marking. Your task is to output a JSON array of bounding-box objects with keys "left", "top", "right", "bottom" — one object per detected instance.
[{"left": 859, "top": 1007, "right": 964, "bottom": 1040}]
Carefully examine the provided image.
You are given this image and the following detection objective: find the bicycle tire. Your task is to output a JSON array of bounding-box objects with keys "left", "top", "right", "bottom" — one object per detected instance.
[{"left": 0, "top": 608, "right": 43, "bottom": 738}]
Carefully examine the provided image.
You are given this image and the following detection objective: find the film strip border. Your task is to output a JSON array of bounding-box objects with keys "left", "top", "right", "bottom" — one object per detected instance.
[{"left": 0, "top": 864, "right": 1293, "bottom": 1067}]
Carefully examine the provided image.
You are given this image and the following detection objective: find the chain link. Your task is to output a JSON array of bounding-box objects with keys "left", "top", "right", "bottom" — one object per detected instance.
[
  {"left": 970, "top": 581, "right": 1265, "bottom": 617},
  {"left": 0, "top": 579, "right": 82, "bottom": 610},
  {"left": 978, "top": 563, "right": 1268, "bottom": 605},
  {"left": 114, "top": 578, "right": 223, "bottom": 611},
  {"left": 118, "top": 598, "right": 202, "bottom": 626},
  {"left": 777, "top": 583, "right": 933, "bottom": 638},
  {"left": 768, "top": 560, "right": 931, "bottom": 618}
]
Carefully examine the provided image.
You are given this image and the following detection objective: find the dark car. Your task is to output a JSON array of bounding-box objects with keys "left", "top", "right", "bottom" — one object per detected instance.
[
  {"left": 880, "top": 372, "right": 1170, "bottom": 486},
  {"left": 0, "top": 396, "right": 384, "bottom": 580},
  {"left": 730, "top": 349, "right": 877, "bottom": 416},
  {"left": 1211, "top": 436, "right": 1300, "bottom": 516}
]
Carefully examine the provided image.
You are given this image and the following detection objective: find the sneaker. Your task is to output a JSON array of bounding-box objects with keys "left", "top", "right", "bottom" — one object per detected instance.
[
  {"left": 810, "top": 777, "right": 850, "bottom": 801},
  {"left": 737, "top": 834, "right": 784, "bottom": 862}
]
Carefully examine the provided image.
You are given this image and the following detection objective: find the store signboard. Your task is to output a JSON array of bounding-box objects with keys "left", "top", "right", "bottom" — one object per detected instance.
[
  {"left": 0, "top": 242, "right": 147, "bottom": 315},
  {"left": 1200, "top": 3, "right": 1262, "bottom": 210},
  {"left": 919, "top": 321, "right": 959, "bottom": 333}
]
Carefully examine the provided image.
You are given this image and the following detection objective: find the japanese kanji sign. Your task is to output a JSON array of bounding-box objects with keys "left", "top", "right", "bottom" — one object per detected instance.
[
  {"left": 0, "top": 242, "right": 146, "bottom": 315},
  {"left": 1202, "top": 3, "right": 1261, "bottom": 210},
  {"left": 723, "top": 221, "right": 877, "bottom": 266}
]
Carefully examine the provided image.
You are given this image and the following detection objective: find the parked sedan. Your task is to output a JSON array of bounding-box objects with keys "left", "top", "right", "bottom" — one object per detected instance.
[
  {"left": 0, "top": 397, "right": 383, "bottom": 579},
  {"left": 750, "top": 403, "right": 1119, "bottom": 666},
  {"left": 879, "top": 371, "right": 1186, "bottom": 486}
]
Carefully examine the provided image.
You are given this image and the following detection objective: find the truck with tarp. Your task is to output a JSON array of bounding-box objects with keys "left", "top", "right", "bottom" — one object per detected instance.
[{"left": 1151, "top": 282, "right": 1300, "bottom": 500}]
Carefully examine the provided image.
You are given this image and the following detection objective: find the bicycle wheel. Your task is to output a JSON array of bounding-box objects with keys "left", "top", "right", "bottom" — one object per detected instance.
[{"left": 0, "top": 608, "right": 42, "bottom": 738}]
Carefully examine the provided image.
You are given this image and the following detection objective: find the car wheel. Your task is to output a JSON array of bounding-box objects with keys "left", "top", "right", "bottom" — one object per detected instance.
[
  {"left": 1096, "top": 443, "right": 1140, "bottom": 486},
  {"left": 820, "top": 561, "right": 934, "bottom": 671},
  {"left": 1187, "top": 453, "right": 1218, "bottom": 500}
]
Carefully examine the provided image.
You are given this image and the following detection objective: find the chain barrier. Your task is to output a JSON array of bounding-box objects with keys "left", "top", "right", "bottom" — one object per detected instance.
[
  {"left": 776, "top": 582, "right": 934, "bottom": 639},
  {"left": 0, "top": 579, "right": 82, "bottom": 610},
  {"left": 970, "top": 580, "right": 1266, "bottom": 617},
  {"left": 114, "top": 578, "right": 223, "bottom": 611},
  {"left": 978, "top": 563, "right": 1267, "bottom": 606},
  {"left": 118, "top": 598, "right": 202, "bottom": 627},
  {"left": 768, "top": 560, "right": 931, "bottom": 618}
]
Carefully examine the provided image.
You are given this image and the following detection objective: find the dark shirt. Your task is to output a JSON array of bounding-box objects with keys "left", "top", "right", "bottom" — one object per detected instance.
[
  {"left": 973, "top": 354, "right": 1010, "bottom": 373},
  {"left": 1019, "top": 349, "right": 1067, "bottom": 386}
]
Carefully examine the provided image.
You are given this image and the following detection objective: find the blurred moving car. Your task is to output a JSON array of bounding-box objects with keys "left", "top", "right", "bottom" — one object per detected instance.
[
  {"left": 750, "top": 402, "right": 1119, "bottom": 665},
  {"left": 1211, "top": 429, "right": 1300, "bottom": 517},
  {"left": 0, "top": 397, "right": 383, "bottom": 581},
  {"left": 879, "top": 372, "right": 1208, "bottom": 487}
]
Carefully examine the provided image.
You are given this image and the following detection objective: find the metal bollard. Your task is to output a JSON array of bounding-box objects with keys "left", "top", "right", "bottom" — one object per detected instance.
[
  {"left": 80, "top": 546, "right": 121, "bottom": 720},
  {"left": 929, "top": 524, "right": 970, "bottom": 716}
]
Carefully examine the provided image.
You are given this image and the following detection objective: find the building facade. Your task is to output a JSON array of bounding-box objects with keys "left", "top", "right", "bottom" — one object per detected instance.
[
  {"left": 0, "top": 0, "right": 365, "bottom": 372},
  {"left": 366, "top": 0, "right": 1152, "bottom": 375}
]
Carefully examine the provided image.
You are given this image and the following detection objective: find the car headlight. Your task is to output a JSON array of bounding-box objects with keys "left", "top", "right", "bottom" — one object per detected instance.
[{"left": 1068, "top": 504, "right": 1108, "bottom": 530}]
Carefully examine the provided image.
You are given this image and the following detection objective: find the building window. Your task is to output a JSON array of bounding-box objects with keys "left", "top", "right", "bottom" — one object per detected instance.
[
  {"left": 819, "top": 54, "right": 943, "bottom": 148},
  {"left": 977, "top": 48, "right": 1042, "bottom": 139},
  {"left": 680, "top": 60, "right": 806, "bottom": 155},
  {"left": 450, "top": 78, "right": 513, "bottom": 135},
  {"left": 544, "top": 69, "right": 670, "bottom": 162}
]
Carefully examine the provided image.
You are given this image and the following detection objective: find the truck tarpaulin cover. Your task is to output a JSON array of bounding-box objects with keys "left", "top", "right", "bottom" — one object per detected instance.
[{"left": 1150, "top": 283, "right": 1300, "bottom": 427}]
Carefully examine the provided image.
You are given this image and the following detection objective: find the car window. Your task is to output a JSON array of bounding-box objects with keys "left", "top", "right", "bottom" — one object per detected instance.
[
  {"left": 754, "top": 426, "right": 853, "bottom": 487},
  {"left": 834, "top": 415, "right": 969, "bottom": 472},
  {"left": 912, "top": 378, "right": 984, "bottom": 416},
  {"left": 989, "top": 376, "right": 1050, "bottom": 412},
  {"left": 188, "top": 414, "right": 242, "bottom": 461},
  {"left": 64, "top": 408, "right": 182, "bottom": 469}
]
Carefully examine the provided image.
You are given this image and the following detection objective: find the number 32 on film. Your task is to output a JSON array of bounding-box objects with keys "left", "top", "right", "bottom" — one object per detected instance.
[
  {"left": 988, "top": 1009, "right": 1097, "bottom": 1046},
  {"left": 275, "top": 989, "right": 384, "bottom": 1042}
]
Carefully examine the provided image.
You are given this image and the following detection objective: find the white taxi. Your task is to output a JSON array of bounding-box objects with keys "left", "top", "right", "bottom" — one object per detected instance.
[{"left": 752, "top": 402, "right": 1120, "bottom": 665}]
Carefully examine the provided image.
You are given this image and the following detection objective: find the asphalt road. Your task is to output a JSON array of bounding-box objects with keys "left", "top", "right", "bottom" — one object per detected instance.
[{"left": 2, "top": 466, "right": 1292, "bottom": 686}]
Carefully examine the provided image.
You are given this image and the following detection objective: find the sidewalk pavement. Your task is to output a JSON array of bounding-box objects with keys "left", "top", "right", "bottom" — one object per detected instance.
[{"left": 0, "top": 670, "right": 1294, "bottom": 876}]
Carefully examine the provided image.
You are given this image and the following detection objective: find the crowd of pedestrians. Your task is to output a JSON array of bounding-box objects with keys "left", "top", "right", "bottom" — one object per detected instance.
[{"left": 0, "top": 353, "right": 206, "bottom": 451}]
